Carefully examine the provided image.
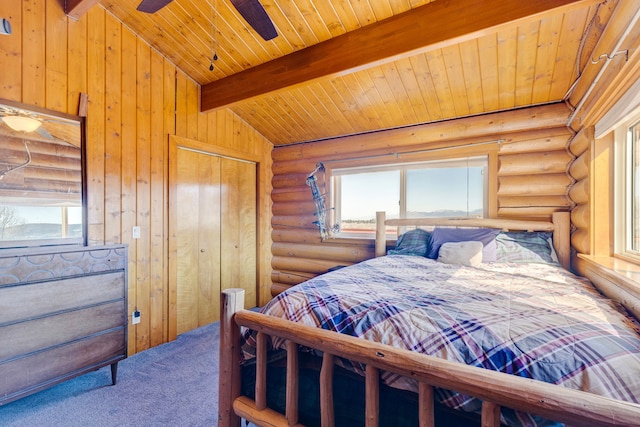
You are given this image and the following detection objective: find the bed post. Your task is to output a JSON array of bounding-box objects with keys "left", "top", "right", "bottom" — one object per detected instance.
[
  {"left": 375, "top": 211, "right": 386, "bottom": 257},
  {"left": 552, "top": 211, "right": 571, "bottom": 271},
  {"left": 219, "top": 288, "right": 245, "bottom": 427}
]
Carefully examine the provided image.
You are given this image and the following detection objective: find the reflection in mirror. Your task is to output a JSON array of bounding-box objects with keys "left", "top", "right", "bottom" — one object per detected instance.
[{"left": 0, "top": 98, "right": 85, "bottom": 248}]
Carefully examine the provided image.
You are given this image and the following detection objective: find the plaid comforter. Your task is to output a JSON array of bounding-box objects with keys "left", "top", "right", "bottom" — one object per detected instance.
[{"left": 241, "top": 255, "right": 640, "bottom": 426}]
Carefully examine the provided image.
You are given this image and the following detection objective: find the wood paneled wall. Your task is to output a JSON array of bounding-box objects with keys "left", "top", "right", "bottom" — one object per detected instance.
[
  {"left": 0, "top": 1, "right": 273, "bottom": 355},
  {"left": 271, "top": 103, "right": 573, "bottom": 294}
]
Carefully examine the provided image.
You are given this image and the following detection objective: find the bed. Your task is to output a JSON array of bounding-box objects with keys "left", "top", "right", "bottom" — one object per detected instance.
[{"left": 218, "top": 212, "right": 640, "bottom": 427}]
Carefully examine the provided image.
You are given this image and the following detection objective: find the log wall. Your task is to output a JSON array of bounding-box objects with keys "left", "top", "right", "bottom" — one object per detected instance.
[
  {"left": 0, "top": 1, "right": 273, "bottom": 355},
  {"left": 271, "top": 104, "right": 574, "bottom": 294},
  {"left": 567, "top": 127, "right": 592, "bottom": 255}
]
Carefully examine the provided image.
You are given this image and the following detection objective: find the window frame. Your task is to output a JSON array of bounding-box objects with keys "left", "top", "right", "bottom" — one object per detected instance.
[
  {"left": 328, "top": 154, "right": 489, "bottom": 239},
  {"left": 614, "top": 110, "right": 640, "bottom": 262}
]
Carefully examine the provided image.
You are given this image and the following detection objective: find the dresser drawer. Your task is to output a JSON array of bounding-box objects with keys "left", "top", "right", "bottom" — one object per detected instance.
[
  {"left": 0, "top": 246, "right": 127, "bottom": 286},
  {"left": 0, "top": 301, "right": 125, "bottom": 362},
  {"left": 0, "top": 272, "right": 125, "bottom": 324},
  {"left": 0, "top": 329, "right": 126, "bottom": 402}
]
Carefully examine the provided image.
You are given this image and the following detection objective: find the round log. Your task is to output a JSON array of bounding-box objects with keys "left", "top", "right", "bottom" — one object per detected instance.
[
  {"left": 498, "top": 195, "right": 571, "bottom": 208},
  {"left": 271, "top": 270, "right": 316, "bottom": 285},
  {"left": 498, "top": 173, "right": 572, "bottom": 196},
  {"left": 272, "top": 242, "right": 372, "bottom": 263},
  {"left": 498, "top": 151, "right": 573, "bottom": 176},
  {"left": 5, "top": 152, "right": 81, "bottom": 170},
  {"left": 271, "top": 255, "right": 352, "bottom": 275},
  {"left": 272, "top": 201, "right": 318, "bottom": 216},
  {"left": 569, "top": 127, "right": 592, "bottom": 157},
  {"left": 18, "top": 179, "right": 82, "bottom": 193},
  {"left": 571, "top": 203, "right": 590, "bottom": 231},
  {"left": 272, "top": 215, "right": 319, "bottom": 229},
  {"left": 571, "top": 228, "right": 590, "bottom": 255},
  {"left": 272, "top": 188, "right": 314, "bottom": 203},
  {"left": 569, "top": 151, "right": 589, "bottom": 180},
  {"left": 4, "top": 138, "right": 81, "bottom": 159},
  {"left": 496, "top": 206, "right": 559, "bottom": 219},
  {"left": 272, "top": 229, "right": 323, "bottom": 244},
  {"left": 23, "top": 167, "right": 82, "bottom": 182},
  {"left": 498, "top": 132, "right": 571, "bottom": 155},
  {"left": 569, "top": 178, "right": 589, "bottom": 205},
  {"left": 272, "top": 158, "right": 318, "bottom": 176},
  {"left": 273, "top": 173, "right": 310, "bottom": 190}
]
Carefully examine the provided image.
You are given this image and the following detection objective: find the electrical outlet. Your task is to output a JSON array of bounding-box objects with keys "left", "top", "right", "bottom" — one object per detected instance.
[
  {"left": 132, "top": 226, "right": 141, "bottom": 239},
  {"left": 132, "top": 310, "right": 141, "bottom": 325}
]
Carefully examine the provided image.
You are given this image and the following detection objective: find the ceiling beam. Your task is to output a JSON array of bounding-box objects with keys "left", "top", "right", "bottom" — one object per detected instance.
[
  {"left": 62, "top": 0, "right": 102, "bottom": 19},
  {"left": 201, "top": 0, "right": 599, "bottom": 112}
]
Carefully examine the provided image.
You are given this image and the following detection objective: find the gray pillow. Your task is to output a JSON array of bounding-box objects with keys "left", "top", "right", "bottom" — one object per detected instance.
[
  {"left": 388, "top": 228, "right": 431, "bottom": 256},
  {"left": 495, "top": 231, "right": 558, "bottom": 264}
]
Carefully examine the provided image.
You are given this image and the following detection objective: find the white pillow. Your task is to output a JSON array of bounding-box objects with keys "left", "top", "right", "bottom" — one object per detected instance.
[{"left": 437, "top": 241, "right": 483, "bottom": 267}]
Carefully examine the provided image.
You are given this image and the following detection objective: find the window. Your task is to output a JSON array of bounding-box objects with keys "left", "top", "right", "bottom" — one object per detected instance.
[
  {"left": 332, "top": 156, "right": 488, "bottom": 236},
  {"left": 615, "top": 111, "right": 640, "bottom": 261}
]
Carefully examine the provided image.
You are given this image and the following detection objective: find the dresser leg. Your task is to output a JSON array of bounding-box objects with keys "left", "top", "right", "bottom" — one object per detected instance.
[{"left": 111, "top": 362, "right": 118, "bottom": 385}]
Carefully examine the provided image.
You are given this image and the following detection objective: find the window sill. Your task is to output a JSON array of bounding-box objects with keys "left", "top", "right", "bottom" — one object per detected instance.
[{"left": 575, "top": 254, "right": 640, "bottom": 319}]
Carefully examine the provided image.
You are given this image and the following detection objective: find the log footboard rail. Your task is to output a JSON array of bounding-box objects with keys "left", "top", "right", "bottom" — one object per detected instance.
[{"left": 219, "top": 288, "right": 640, "bottom": 427}]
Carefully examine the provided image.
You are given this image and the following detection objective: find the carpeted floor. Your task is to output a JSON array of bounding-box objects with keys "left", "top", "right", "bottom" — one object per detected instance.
[{"left": 0, "top": 322, "right": 220, "bottom": 427}]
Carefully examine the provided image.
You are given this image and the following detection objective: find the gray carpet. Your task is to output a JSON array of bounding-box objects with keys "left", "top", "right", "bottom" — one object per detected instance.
[{"left": 0, "top": 322, "right": 220, "bottom": 427}]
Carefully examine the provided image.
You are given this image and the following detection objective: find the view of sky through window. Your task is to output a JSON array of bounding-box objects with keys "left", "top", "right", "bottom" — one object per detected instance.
[{"left": 339, "top": 164, "right": 485, "bottom": 223}]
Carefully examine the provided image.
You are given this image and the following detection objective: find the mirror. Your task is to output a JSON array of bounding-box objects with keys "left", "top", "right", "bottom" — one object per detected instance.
[{"left": 0, "top": 98, "right": 86, "bottom": 249}]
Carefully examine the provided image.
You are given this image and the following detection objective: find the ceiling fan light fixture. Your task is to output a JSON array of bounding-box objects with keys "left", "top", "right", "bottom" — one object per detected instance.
[{"left": 3, "top": 115, "right": 41, "bottom": 132}]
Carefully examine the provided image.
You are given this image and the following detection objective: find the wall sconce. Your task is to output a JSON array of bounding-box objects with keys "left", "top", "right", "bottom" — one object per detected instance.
[
  {"left": 0, "top": 19, "right": 11, "bottom": 35},
  {"left": 2, "top": 116, "right": 41, "bottom": 132}
]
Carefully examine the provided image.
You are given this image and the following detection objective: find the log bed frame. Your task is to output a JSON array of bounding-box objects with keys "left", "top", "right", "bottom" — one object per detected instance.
[{"left": 219, "top": 212, "right": 640, "bottom": 427}]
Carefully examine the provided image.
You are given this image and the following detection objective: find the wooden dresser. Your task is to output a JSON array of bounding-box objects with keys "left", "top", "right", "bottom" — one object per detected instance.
[{"left": 0, "top": 244, "right": 128, "bottom": 405}]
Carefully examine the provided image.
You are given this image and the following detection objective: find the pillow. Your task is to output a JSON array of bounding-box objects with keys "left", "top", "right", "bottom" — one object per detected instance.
[
  {"left": 426, "top": 227, "right": 500, "bottom": 261},
  {"left": 437, "top": 241, "right": 483, "bottom": 267},
  {"left": 495, "top": 231, "right": 558, "bottom": 264},
  {"left": 387, "top": 228, "right": 431, "bottom": 256}
]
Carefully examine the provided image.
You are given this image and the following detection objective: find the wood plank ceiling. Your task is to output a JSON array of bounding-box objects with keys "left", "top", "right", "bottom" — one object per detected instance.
[{"left": 98, "top": 0, "right": 609, "bottom": 146}]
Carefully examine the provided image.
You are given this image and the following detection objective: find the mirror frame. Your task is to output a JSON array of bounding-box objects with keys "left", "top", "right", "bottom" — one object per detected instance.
[{"left": 0, "top": 98, "right": 87, "bottom": 249}]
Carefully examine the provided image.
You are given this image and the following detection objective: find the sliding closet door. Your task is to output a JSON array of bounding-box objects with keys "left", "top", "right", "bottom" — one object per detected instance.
[
  {"left": 220, "top": 157, "right": 257, "bottom": 308},
  {"left": 174, "top": 146, "right": 257, "bottom": 335},
  {"left": 176, "top": 148, "right": 222, "bottom": 335}
]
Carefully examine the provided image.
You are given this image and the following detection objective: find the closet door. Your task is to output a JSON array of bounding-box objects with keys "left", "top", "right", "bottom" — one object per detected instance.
[
  {"left": 220, "top": 157, "right": 257, "bottom": 308},
  {"left": 174, "top": 147, "right": 257, "bottom": 335},
  {"left": 176, "top": 148, "right": 221, "bottom": 335}
]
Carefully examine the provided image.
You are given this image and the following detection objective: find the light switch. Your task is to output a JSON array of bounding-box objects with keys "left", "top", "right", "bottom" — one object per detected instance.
[{"left": 132, "top": 226, "right": 141, "bottom": 239}]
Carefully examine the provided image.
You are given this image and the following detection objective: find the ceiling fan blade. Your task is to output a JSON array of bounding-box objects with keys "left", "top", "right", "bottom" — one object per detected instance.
[
  {"left": 137, "top": 0, "right": 174, "bottom": 13},
  {"left": 229, "top": 0, "right": 278, "bottom": 41}
]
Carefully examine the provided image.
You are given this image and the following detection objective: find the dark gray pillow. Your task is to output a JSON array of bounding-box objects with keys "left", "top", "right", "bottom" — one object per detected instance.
[{"left": 387, "top": 228, "right": 431, "bottom": 256}]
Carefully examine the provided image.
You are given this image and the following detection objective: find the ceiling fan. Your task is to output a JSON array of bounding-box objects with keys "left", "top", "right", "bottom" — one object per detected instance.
[{"left": 136, "top": 0, "right": 278, "bottom": 41}]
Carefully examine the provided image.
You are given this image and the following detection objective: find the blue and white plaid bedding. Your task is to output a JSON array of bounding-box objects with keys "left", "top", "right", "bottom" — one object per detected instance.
[{"left": 241, "top": 255, "right": 640, "bottom": 426}]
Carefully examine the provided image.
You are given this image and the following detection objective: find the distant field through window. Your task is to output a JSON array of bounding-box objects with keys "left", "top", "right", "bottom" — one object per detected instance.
[{"left": 332, "top": 156, "right": 488, "bottom": 236}]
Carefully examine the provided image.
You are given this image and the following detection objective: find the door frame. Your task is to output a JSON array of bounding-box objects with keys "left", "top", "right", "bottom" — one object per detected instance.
[{"left": 168, "top": 135, "right": 263, "bottom": 341}]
